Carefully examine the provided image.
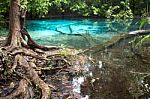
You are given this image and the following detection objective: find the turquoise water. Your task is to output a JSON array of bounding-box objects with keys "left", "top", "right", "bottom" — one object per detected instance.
[
  {"left": 26, "top": 19, "right": 141, "bottom": 49},
  {"left": 0, "top": 19, "right": 146, "bottom": 49}
]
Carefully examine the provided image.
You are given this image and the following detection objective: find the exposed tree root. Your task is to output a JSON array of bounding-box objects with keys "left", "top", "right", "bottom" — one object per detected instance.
[
  {"left": 18, "top": 55, "right": 50, "bottom": 99},
  {"left": 0, "top": 16, "right": 64, "bottom": 98},
  {"left": 0, "top": 79, "right": 29, "bottom": 99},
  {"left": 0, "top": 39, "right": 88, "bottom": 98},
  {"left": 0, "top": 0, "right": 78, "bottom": 98},
  {"left": 0, "top": 38, "right": 61, "bottom": 98}
]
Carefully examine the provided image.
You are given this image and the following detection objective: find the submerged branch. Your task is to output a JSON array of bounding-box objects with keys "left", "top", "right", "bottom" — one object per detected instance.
[
  {"left": 129, "top": 30, "right": 150, "bottom": 35},
  {"left": 82, "top": 30, "right": 150, "bottom": 54},
  {"left": 55, "top": 28, "right": 82, "bottom": 36}
]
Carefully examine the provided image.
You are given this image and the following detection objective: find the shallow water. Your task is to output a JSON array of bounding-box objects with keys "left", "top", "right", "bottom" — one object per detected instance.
[
  {"left": 26, "top": 18, "right": 145, "bottom": 49},
  {"left": 0, "top": 18, "right": 149, "bottom": 48}
]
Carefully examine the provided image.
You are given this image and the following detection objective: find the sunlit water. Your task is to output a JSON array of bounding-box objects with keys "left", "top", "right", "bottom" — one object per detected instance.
[
  {"left": 0, "top": 18, "right": 149, "bottom": 49},
  {"left": 26, "top": 18, "right": 143, "bottom": 49}
]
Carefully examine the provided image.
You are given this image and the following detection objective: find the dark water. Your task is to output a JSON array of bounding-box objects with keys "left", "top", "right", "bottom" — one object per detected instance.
[{"left": 70, "top": 35, "right": 150, "bottom": 99}]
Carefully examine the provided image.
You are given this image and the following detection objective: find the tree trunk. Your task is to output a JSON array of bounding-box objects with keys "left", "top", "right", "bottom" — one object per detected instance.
[
  {"left": 0, "top": 0, "right": 54, "bottom": 98},
  {"left": 5, "top": 0, "right": 21, "bottom": 47}
]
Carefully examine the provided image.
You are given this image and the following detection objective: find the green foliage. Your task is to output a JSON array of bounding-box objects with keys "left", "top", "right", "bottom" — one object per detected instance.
[
  {"left": 106, "top": 6, "right": 120, "bottom": 18},
  {"left": 70, "top": 2, "right": 90, "bottom": 16},
  {"left": 0, "top": 16, "right": 5, "bottom": 29},
  {"left": 91, "top": 6, "right": 101, "bottom": 15},
  {"left": 0, "top": 0, "right": 51, "bottom": 20},
  {"left": 0, "top": 0, "right": 149, "bottom": 18},
  {"left": 0, "top": 0, "right": 9, "bottom": 14},
  {"left": 28, "top": 0, "right": 50, "bottom": 17},
  {"left": 131, "top": 17, "right": 150, "bottom": 52},
  {"left": 129, "top": 0, "right": 150, "bottom": 17},
  {"left": 20, "top": 0, "right": 28, "bottom": 10},
  {"left": 50, "top": 0, "right": 70, "bottom": 12},
  {"left": 105, "top": 1, "right": 133, "bottom": 19},
  {"left": 139, "top": 18, "right": 149, "bottom": 29},
  {"left": 48, "top": 0, "right": 134, "bottom": 18},
  {"left": 131, "top": 34, "right": 150, "bottom": 51},
  {"left": 0, "top": 0, "right": 9, "bottom": 28}
]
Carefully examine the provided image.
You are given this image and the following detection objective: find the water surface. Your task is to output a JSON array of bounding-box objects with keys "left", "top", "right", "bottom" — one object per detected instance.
[
  {"left": 0, "top": 18, "right": 148, "bottom": 49},
  {"left": 71, "top": 35, "right": 150, "bottom": 99},
  {"left": 26, "top": 18, "right": 142, "bottom": 49}
]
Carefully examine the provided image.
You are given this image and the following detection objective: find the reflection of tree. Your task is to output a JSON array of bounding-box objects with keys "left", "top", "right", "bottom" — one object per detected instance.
[
  {"left": 81, "top": 65, "right": 133, "bottom": 99},
  {"left": 81, "top": 66, "right": 150, "bottom": 99},
  {"left": 80, "top": 34, "right": 150, "bottom": 99},
  {"left": 107, "top": 19, "right": 133, "bottom": 33}
]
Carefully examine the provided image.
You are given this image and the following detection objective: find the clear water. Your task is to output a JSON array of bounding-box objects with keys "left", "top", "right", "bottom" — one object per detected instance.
[
  {"left": 0, "top": 19, "right": 148, "bottom": 49},
  {"left": 26, "top": 18, "right": 142, "bottom": 49}
]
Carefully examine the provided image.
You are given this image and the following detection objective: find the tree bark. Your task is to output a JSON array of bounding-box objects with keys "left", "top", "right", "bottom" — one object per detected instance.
[
  {"left": 0, "top": 0, "right": 54, "bottom": 98},
  {"left": 5, "top": 0, "right": 21, "bottom": 47}
]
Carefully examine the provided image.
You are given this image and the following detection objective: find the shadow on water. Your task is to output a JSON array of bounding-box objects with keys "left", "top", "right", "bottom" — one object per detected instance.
[
  {"left": 37, "top": 33, "right": 150, "bottom": 99},
  {"left": 70, "top": 34, "right": 150, "bottom": 99}
]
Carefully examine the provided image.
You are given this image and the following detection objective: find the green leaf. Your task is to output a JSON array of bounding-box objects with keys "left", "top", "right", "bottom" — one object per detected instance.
[{"left": 139, "top": 18, "right": 149, "bottom": 29}]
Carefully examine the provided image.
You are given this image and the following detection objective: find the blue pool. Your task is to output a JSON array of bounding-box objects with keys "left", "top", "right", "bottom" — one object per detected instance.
[
  {"left": 26, "top": 19, "right": 144, "bottom": 48},
  {"left": 25, "top": 19, "right": 147, "bottom": 48}
]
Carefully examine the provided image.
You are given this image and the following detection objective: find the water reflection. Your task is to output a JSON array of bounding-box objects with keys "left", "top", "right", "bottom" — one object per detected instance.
[
  {"left": 73, "top": 35, "right": 150, "bottom": 99},
  {"left": 81, "top": 66, "right": 133, "bottom": 99}
]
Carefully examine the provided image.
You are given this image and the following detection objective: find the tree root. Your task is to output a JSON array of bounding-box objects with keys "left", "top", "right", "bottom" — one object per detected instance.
[
  {"left": 0, "top": 42, "right": 86, "bottom": 99},
  {"left": 0, "top": 79, "right": 29, "bottom": 99},
  {"left": 11, "top": 48, "right": 46, "bottom": 59},
  {"left": 0, "top": 46, "right": 52, "bottom": 99},
  {"left": 21, "top": 28, "right": 60, "bottom": 51},
  {"left": 1, "top": 0, "right": 77, "bottom": 97},
  {"left": 0, "top": 26, "right": 78, "bottom": 98},
  {"left": 18, "top": 55, "right": 50, "bottom": 99}
]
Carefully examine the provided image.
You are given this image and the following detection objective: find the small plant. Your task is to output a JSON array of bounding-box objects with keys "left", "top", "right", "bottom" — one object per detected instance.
[
  {"left": 131, "top": 17, "right": 150, "bottom": 49},
  {"left": 139, "top": 18, "right": 150, "bottom": 30}
]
